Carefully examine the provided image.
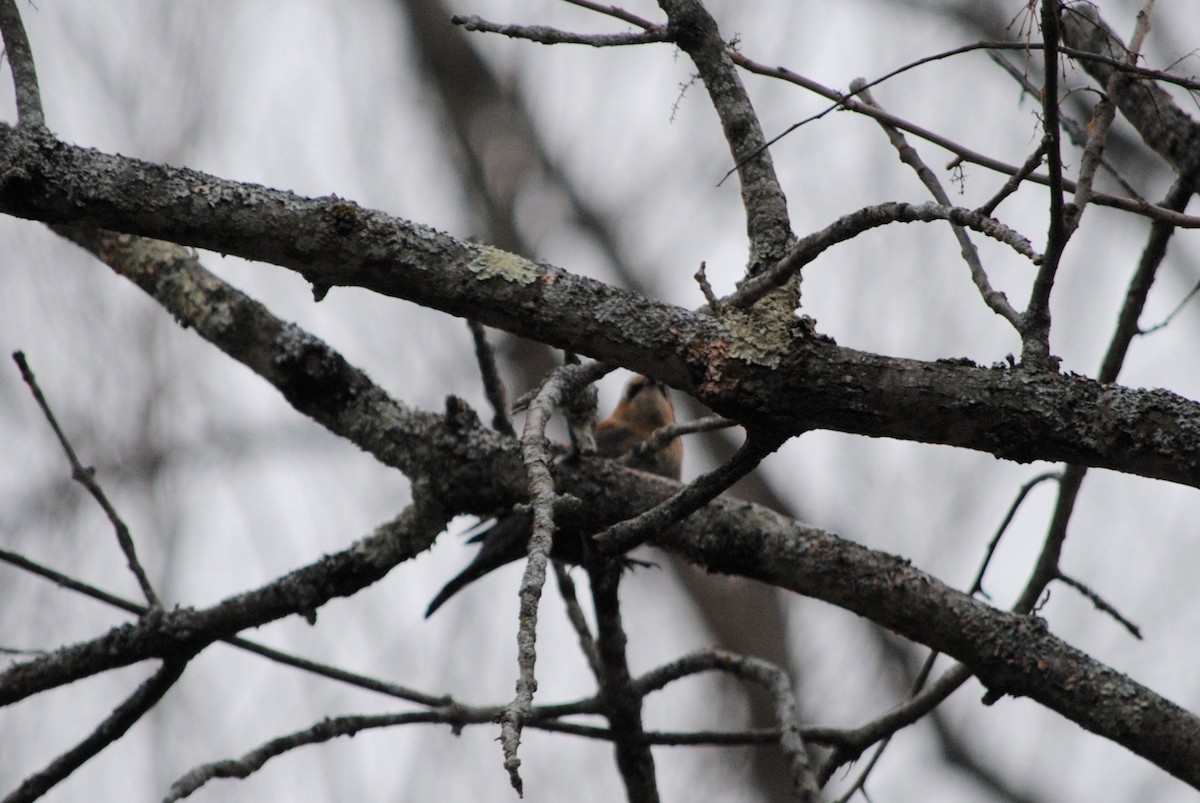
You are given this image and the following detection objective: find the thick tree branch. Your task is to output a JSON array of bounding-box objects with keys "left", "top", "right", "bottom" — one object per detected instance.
[
  {"left": 1, "top": 129, "right": 1199, "bottom": 487},
  {"left": 646, "top": 489, "right": 1200, "bottom": 789},
  {"left": 7, "top": 449, "right": 1199, "bottom": 787},
  {"left": 1, "top": 225, "right": 1197, "bottom": 788},
  {"left": 1061, "top": 3, "right": 1200, "bottom": 177}
]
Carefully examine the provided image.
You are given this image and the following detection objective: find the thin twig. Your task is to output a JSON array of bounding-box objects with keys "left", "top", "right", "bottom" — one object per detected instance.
[
  {"left": 720, "top": 202, "right": 1042, "bottom": 311},
  {"left": 1139, "top": 278, "right": 1200, "bottom": 335},
  {"left": 822, "top": 465, "right": 1062, "bottom": 788},
  {"left": 1065, "top": 2, "right": 1154, "bottom": 235},
  {"left": 975, "top": 140, "right": 1050, "bottom": 218},
  {"left": 500, "top": 360, "right": 608, "bottom": 795},
  {"left": 0, "top": 495, "right": 450, "bottom": 707},
  {"left": 570, "top": 3, "right": 1200, "bottom": 94},
  {"left": 831, "top": 38, "right": 1200, "bottom": 104},
  {"left": 1058, "top": 573, "right": 1142, "bottom": 639},
  {"left": 166, "top": 711, "right": 451, "bottom": 801},
  {"left": 1019, "top": 0, "right": 1066, "bottom": 369},
  {"left": 165, "top": 658, "right": 837, "bottom": 803},
  {"left": 988, "top": 52, "right": 1143, "bottom": 202},
  {"left": 719, "top": 653, "right": 823, "bottom": 802},
  {"left": 633, "top": 648, "right": 823, "bottom": 801},
  {"left": 724, "top": 34, "right": 1200, "bottom": 186},
  {"left": 451, "top": 13, "right": 668, "bottom": 47},
  {"left": 694, "top": 261, "right": 719, "bottom": 311},
  {"left": 0, "top": 545, "right": 453, "bottom": 707},
  {"left": 597, "top": 430, "right": 784, "bottom": 555},
  {"left": 553, "top": 562, "right": 602, "bottom": 680},
  {"left": 851, "top": 79, "right": 1022, "bottom": 327},
  {"left": 467, "top": 319, "right": 514, "bottom": 436},
  {"left": 970, "top": 471, "right": 1062, "bottom": 597},
  {"left": 632, "top": 414, "right": 737, "bottom": 463},
  {"left": 820, "top": 663, "right": 973, "bottom": 792},
  {"left": 13, "top": 351, "right": 162, "bottom": 608},
  {"left": 532, "top": 720, "right": 782, "bottom": 745},
  {"left": 561, "top": 0, "right": 661, "bottom": 30},
  {"left": 726, "top": 53, "right": 1200, "bottom": 228},
  {"left": 1014, "top": 170, "right": 1200, "bottom": 617}
]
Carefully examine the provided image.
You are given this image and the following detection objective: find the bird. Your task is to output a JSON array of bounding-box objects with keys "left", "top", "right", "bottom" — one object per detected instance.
[{"left": 425, "top": 374, "right": 682, "bottom": 617}]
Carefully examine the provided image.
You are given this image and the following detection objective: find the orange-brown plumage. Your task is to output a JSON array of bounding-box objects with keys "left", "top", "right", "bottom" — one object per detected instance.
[
  {"left": 596, "top": 375, "right": 682, "bottom": 481},
  {"left": 425, "top": 375, "right": 681, "bottom": 617}
]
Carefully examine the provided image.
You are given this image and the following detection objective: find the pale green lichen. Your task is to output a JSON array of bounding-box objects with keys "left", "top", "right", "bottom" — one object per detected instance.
[
  {"left": 723, "top": 285, "right": 795, "bottom": 368},
  {"left": 467, "top": 245, "right": 540, "bottom": 284}
]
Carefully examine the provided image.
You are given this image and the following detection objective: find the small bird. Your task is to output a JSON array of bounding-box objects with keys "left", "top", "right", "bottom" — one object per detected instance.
[{"left": 425, "top": 375, "right": 682, "bottom": 617}]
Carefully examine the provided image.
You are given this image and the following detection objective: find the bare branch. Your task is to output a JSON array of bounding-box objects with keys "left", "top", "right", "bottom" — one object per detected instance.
[
  {"left": 0, "top": 0, "right": 45, "bottom": 129},
  {"left": 452, "top": 13, "right": 668, "bottom": 46},
  {"left": 971, "top": 471, "right": 1063, "bottom": 597},
  {"left": 975, "top": 139, "right": 1050, "bottom": 217},
  {"left": 596, "top": 430, "right": 784, "bottom": 554},
  {"left": 633, "top": 414, "right": 737, "bottom": 461},
  {"left": 1057, "top": 573, "right": 1142, "bottom": 639},
  {"left": 8, "top": 659, "right": 187, "bottom": 802},
  {"left": 1064, "top": 3, "right": 1156, "bottom": 236},
  {"left": 633, "top": 649, "right": 828, "bottom": 800},
  {"left": 0, "top": 546, "right": 454, "bottom": 708},
  {"left": 552, "top": 562, "right": 602, "bottom": 680},
  {"left": 589, "top": 560, "right": 660, "bottom": 801},
  {"left": 988, "top": 52, "right": 1143, "bottom": 201},
  {"left": 562, "top": 0, "right": 661, "bottom": 30},
  {"left": 0, "top": 166, "right": 1185, "bottom": 486},
  {"left": 819, "top": 664, "right": 973, "bottom": 790},
  {"left": 13, "top": 351, "right": 161, "bottom": 608},
  {"left": 1013, "top": 171, "right": 1199, "bottom": 618},
  {"left": 1019, "top": 0, "right": 1067, "bottom": 370},
  {"left": 467, "top": 320, "right": 515, "bottom": 437},
  {"left": 165, "top": 711, "right": 448, "bottom": 801},
  {"left": 722, "top": 202, "right": 1042, "bottom": 312},
  {"left": 658, "top": 0, "right": 795, "bottom": 270},
  {"left": 727, "top": 55, "right": 1200, "bottom": 227},
  {"left": 849, "top": 80, "right": 1022, "bottom": 327},
  {"left": 1062, "top": 3, "right": 1200, "bottom": 177},
  {"left": 0, "top": 173, "right": 1185, "bottom": 487},
  {"left": 499, "top": 361, "right": 607, "bottom": 794},
  {"left": 653, "top": 493, "right": 1200, "bottom": 788},
  {"left": 0, "top": 498, "right": 449, "bottom": 706},
  {"left": 693, "top": 261, "right": 719, "bottom": 310}
]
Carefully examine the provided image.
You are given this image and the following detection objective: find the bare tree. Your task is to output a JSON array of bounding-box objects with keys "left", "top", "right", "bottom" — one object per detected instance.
[{"left": 3, "top": 1, "right": 1200, "bottom": 801}]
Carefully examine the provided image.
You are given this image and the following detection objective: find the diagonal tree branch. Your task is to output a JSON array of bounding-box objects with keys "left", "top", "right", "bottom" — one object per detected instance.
[
  {"left": 1061, "top": 3, "right": 1200, "bottom": 177},
  {"left": 7, "top": 659, "right": 188, "bottom": 802},
  {"left": 0, "top": 221, "right": 1196, "bottom": 788},
  {"left": 1, "top": 128, "right": 1199, "bottom": 487},
  {"left": 657, "top": 0, "right": 794, "bottom": 271},
  {"left": 0, "top": 495, "right": 449, "bottom": 706}
]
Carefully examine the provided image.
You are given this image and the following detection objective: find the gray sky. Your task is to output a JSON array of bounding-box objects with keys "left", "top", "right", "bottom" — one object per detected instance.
[{"left": 2, "top": 1, "right": 1199, "bottom": 801}]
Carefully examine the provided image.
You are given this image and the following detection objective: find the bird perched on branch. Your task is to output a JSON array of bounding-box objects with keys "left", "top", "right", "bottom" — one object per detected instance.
[{"left": 425, "top": 375, "right": 682, "bottom": 617}]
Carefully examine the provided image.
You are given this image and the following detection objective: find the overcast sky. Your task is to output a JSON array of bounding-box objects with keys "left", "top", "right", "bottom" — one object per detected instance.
[{"left": 2, "top": 2, "right": 1199, "bottom": 801}]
